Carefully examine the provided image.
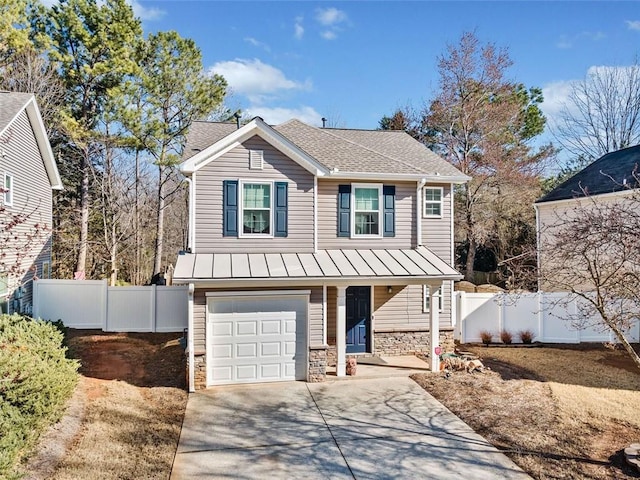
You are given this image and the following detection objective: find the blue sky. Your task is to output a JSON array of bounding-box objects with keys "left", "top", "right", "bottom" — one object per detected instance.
[{"left": 131, "top": 1, "right": 640, "bottom": 138}]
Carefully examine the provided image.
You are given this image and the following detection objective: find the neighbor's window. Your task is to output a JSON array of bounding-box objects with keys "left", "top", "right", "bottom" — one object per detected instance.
[
  {"left": 4, "top": 173, "right": 13, "bottom": 206},
  {"left": 42, "top": 261, "right": 51, "bottom": 279},
  {"left": 352, "top": 184, "right": 382, "bottom": 236},
  {"left": 423, "top": 285, "right": 443, "bottom": 313},
  {"left": 0, "top": 274, "right": 8, "bottom": 314},
  {"left": 242, "top": 182, "right": 271, "bottom": 235},
  {"left": 424, "top": 187, "right": 443, "bottom": 217}
]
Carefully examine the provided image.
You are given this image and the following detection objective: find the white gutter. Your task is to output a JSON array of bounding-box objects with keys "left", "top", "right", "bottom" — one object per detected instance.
[
  {"left": 187, "top": 283, "right": 195, "bottom": 392},
  {"left": 330, "top": 171, "right": 470, "bottom": 183},
  {"left": 416, "top": 178, "right": 427, "bottom": 246}
]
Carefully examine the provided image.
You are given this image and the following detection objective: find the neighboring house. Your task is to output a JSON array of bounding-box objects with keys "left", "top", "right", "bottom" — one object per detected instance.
[
  {"left": 0, "top": 92, "right": 62, "bottom": 314},
  {"left": 535, "top": 144, "right": 640, "bottom": 289},
  {"left": 173, "top": 117, "right": 469, "bottom": 390}
]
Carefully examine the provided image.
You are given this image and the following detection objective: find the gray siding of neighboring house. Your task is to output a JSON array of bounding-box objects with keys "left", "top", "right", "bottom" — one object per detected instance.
[
  {"left": 193, "top": 285, "right": 324, "bottom": 354},
  {"left": 0, "top": 109, "right": 53, "bottom": 312},
  {"left": 317, "top": 179, "right": 417, "bottom": 250},
  {"left": 194, "top": 135, "right": 315, "bottom": 253}
]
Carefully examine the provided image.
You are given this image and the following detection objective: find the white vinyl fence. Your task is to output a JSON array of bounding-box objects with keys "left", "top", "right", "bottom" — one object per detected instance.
[
  {"left": 456, "top": 291, "right": 640, "bottom": 344},
  {"left": 33, "top": 279, "right": 187, "bottom": 332}
]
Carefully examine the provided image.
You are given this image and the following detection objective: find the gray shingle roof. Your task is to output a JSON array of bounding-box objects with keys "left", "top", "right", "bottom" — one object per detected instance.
[
  {"left": 537, "top": 145, "right": 640, "bottom": 203},
  {"left": 182, "top": 118, "right": 466, "bottom": 178},
  {"left": 0, "top": 91, "right": 33, "bottom": 133}
]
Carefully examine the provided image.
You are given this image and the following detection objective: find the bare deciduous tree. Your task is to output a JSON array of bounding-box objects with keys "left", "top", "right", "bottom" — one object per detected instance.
[
  {"left": 554, "top": 63, "right": 640, "bottom": 162},
  {"left": 538, "top": 181, "right": 640, "bottom": 370}
]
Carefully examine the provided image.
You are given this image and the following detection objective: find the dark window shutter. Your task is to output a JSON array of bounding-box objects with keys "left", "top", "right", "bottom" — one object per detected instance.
[
  {"left": 383, "top": 185, "right": 395, "bottom": 237},
  {"left": 337, "top": 184, "right": 351, "bottom": 237},
  {"left": 274, "top": 181, "right": 288, "bottom": 237},
  {"left": 223, "top": 180, "right": 238, "bottom": 237}
]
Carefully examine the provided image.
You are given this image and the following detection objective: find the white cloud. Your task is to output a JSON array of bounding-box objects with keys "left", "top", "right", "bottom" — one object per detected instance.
[
  {"left": 315, "top": 7, "right": 347, "bottom": 26},
  {"left": 541, "top": 80, "right": 575, "bottom": 123},
  {"left": 246, "top": 106, "right": 323, "bottom": 126},
  {"left": 209, "top": 59, "right": 311, "bottom": 104},
  {"left": 244, "top": 37, "right": 271, "bottom": 52},
  {"left": 294, "top": 16, "right": 304, "bottom": 39},
  {"left": 555, "top": 31, "right": 605, "bottom": 49},
  {"left": 321, "top": 30, "right": 337, "bottom": 41},
  {"left": 626, "top": 20, "right": 640, "bottom": 31},
  {"left": 130, "top": 0, "right": 165, "bottom": 21}
]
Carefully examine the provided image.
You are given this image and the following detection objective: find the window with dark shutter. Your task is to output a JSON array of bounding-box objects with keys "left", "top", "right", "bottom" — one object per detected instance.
[
  {"left": 337, "top": 184, "right": 351, "bottom": 237},
  {"left": 223, "top": 180, "right": 238, "bottom": 236},
  {"left": 274, "top": 182, "right": 288, "bottom": 237},
  {"left": 383, "top": 185, "right": 395, "bottom": 237}
]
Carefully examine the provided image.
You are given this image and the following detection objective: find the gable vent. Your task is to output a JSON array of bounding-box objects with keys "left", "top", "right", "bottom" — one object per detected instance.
[{"left": 249, "top": 150, "right": 264, "bottom": 170}]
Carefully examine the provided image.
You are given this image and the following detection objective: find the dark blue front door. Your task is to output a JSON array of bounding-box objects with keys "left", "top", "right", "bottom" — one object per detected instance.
[{"left": 346, "top": 286, "right": 370, "bottom": 353}]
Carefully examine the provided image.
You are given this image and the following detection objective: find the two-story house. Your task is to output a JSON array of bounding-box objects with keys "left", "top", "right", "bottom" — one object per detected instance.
[
  {"left": 0, "top": 92, "right": 62, "bottom": 314},
  {"left": 173, "top": 117, "right": 469, "bottom": 390}
]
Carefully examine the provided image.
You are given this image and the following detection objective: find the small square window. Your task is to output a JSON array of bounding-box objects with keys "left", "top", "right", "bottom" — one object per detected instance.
[
  {"left": 4, "top": 173, "right": 13, "bottom": 206},
  {"left": 423, "top": 285, "right": 443, "bottom": 313},
  {"left": 424, "top": 187, "right": 443, "bottom": 217},
  {"left": 42, "top": 262, "right": 51, "bottom": 279}
]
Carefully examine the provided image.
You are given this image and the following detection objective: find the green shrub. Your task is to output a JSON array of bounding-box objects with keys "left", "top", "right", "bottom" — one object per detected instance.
[{"left": 0, "top": 313, "right": 79, "bottom": 478}]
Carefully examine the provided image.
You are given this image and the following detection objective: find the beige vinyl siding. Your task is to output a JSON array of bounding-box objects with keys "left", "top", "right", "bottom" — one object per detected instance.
[
  {"left": 373, "top": 284, "right": 450, "bottom": 331},
  {"left": 0, "top": 109, "right": 53, "bottom": 311},
  {"left": 194, "top": 135, "right": 314, "bottom": 253},
  {"left": 317, "top": 179, "right": 416, "bottom": 249},
  {"left": 421, "top": 183, "right": 452, "bottom": 263},
  {"left": 192, "top": 285, "right": 324, "bottom": 353}
]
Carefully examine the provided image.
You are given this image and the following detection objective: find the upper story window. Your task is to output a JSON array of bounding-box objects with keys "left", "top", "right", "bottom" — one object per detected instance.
[
  {"left": 337, "top": 183, "right": 395, "bottom": 238},
  {"left": 423, "top": 285, "right": 443, "bottom": 313},
  {"left": 352, "top": 184, "right": 382, "bottom": 237},
  {"left": 0, "top": 273, "right": 8, "bottom": 314},
  {"left": 3, "top": 173, "right": 13, "bottom": 207},
  {"left": 424, "top": 186, "right": 443, "bottom": 217},
  {"left": 42, "top": 261, "right": 51, "bottom": 279},
  {"left": 242, "top": 182, "right": 271, "bottom": 235},
  {"left": 223, "top": 180, "right": 288, "bottom": 238}
]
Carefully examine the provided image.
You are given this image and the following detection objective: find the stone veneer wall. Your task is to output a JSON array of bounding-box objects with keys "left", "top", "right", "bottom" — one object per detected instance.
[
  {"left": 373, "top": 329, "right": 456, "bottom": 356},
  {"left": 326, "top": 344, "right": 337, "bottom": 367},
  {"left": 192, "top": 354, "right": 206, "bottom": 390},
  {"left": 308, "top": 347, "right": 327, "bottom": 382}
]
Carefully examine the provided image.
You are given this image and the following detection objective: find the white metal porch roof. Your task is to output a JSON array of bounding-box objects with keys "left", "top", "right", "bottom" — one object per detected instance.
[{"left": 173, "top": 247, "right": 462, "bottom": 285}]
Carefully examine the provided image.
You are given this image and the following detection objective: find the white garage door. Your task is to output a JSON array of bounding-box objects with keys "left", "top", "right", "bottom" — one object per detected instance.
[{"left": 207, "top": 294, "right": 308, "bottom": 386}]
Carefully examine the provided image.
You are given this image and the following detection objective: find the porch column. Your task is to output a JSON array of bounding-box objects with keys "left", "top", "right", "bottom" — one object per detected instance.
[
  {"left": 428, "top": 283, "right": 441, "bottom": 373},
  {"left": 336, "top": 286, "right": 347, "bottom": 377}
]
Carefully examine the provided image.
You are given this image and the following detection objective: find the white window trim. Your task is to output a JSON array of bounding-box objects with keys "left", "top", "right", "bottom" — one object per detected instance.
[
  {"left": 0, "top": 273, "right": 8, "bottom": 298},
  {"left": 423, "top": 186, "right": 443, "bottom": 218},
  {"left": 238, "top": 180, "right": 274, "bottom": 238},
  {"left": 350, "top": 183, "right": 383, "bottom": 238},
  {"left": 423, "top": 285, "right": 443, "bottom": 313},
  {"left": 4, "top": 173, "right": 13, "bottom": 207}
]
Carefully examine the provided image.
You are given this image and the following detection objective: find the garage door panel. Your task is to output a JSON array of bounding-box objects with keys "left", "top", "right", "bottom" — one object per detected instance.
[
  {"left": 261, "top": 342, "right": 281, "bottom": 356},
  {"left": 208, "top": 298, "right": 307, "bottom": 386},
  {"left": 236, "top": 343, "right": 258, "bottom": 358}
]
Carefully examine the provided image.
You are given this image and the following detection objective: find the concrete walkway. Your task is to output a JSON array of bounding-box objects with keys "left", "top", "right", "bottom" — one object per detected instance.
[{"left": 171, "top": 377, "right": 531, "bottom": 479}]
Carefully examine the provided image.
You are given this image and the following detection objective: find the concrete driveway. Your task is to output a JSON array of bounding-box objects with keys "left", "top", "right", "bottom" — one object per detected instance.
[{"left": 171, "top": 377, "right": 530, "bottom": 479}]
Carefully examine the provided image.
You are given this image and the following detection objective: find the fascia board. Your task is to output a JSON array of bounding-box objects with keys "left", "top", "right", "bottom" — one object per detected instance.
[{"left": 327, "top": 171, "right": 470, "bottom": 183}]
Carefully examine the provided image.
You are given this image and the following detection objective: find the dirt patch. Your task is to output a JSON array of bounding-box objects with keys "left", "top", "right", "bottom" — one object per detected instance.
[
  {"left": 22, "top": 330, "right": 187, "bottom": 480},
  {"left": 412, "top": 345, "right": 640, "bottom": 479}
]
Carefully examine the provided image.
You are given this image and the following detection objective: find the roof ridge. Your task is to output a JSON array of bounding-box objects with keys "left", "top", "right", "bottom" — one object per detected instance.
[{"left": 319, "top": 127, "right": 425, "bottom": 175}]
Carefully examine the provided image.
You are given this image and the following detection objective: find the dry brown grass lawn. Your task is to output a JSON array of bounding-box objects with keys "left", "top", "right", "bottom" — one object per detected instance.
[
  {"left": 21, "top": 331, "right": 187, "bottom": 480},
  {"left": 413, "top": 344, "right": 640, "bottom": 480}
]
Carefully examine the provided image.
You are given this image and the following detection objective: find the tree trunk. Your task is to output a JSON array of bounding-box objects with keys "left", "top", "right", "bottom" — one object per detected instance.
[
  {"left": 465, "top": 236, "right": 477, "bottom": 282},
  {"left": 134, "top": 149, "right": 141, "bottom": 285},
  {"left": 464, "top": 187, "right": 476, "bottom": 282},
  {"left": 610, "top": 322, "right": 640, "bottom": 371},
  {"left": 75, "top": 152, "right": 89, "bottom": 278},
  {"left": 153, "top": 165, "right": 165, "bottom": 277},
  {"left": 109, "top": 221, "right": 118, "bottom": 286}
]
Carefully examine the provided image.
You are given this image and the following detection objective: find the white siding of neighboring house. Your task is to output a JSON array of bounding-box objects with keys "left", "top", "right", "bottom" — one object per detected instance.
[{"left": 0, "top": 109, "right": 53, "bottom": 313}]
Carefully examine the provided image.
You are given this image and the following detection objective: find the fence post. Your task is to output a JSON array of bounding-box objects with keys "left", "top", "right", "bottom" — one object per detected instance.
[
  {"left": 498, "top": 293, "right": 503, "bottom": 335},
  {"left": 101, "top": 279, "right": 108, "bottom": 331},
  {"left": 151, "top": 284, "right": 157, "bottom": 333},
  {"left": 457, "top": 291, "right": 466, "bottom": 343}
]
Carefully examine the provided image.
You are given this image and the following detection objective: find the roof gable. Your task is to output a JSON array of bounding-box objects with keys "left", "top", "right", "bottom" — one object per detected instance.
[
  {"left": 180, "top": 117, "right": 329, "bottom": 176},
  {"left": 0, "top": 92, "right": 62, "bottom": 190},
  {"left": 537, "top": 145, "right": 640, "bottom": 203}
]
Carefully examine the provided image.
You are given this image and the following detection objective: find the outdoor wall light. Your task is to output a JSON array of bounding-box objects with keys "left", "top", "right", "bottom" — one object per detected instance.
[{"left": 387, "top": 286, "right": 393, "bottom": 294}]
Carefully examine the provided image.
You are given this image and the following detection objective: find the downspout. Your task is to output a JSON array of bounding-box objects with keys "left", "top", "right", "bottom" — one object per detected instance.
[
  {"left": 416, "top": 178, "right": 427, "bottom": 247},
  {"left": 313, "top": 176, "right": 318, "bottom": 252},
  {"left": 187, "top": 283, "right": 195, "bottom": 392},
  {"left": 534, "top": 203, "right": 541, "bottom": 292},
  {"left": 185, "top": 176, "right": 196, "bottom": 252}
]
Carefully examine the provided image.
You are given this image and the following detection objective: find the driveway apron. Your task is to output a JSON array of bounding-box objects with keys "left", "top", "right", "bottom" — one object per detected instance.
[{"left": 171, "top": 377, "right": 531, "bottom": 479}]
